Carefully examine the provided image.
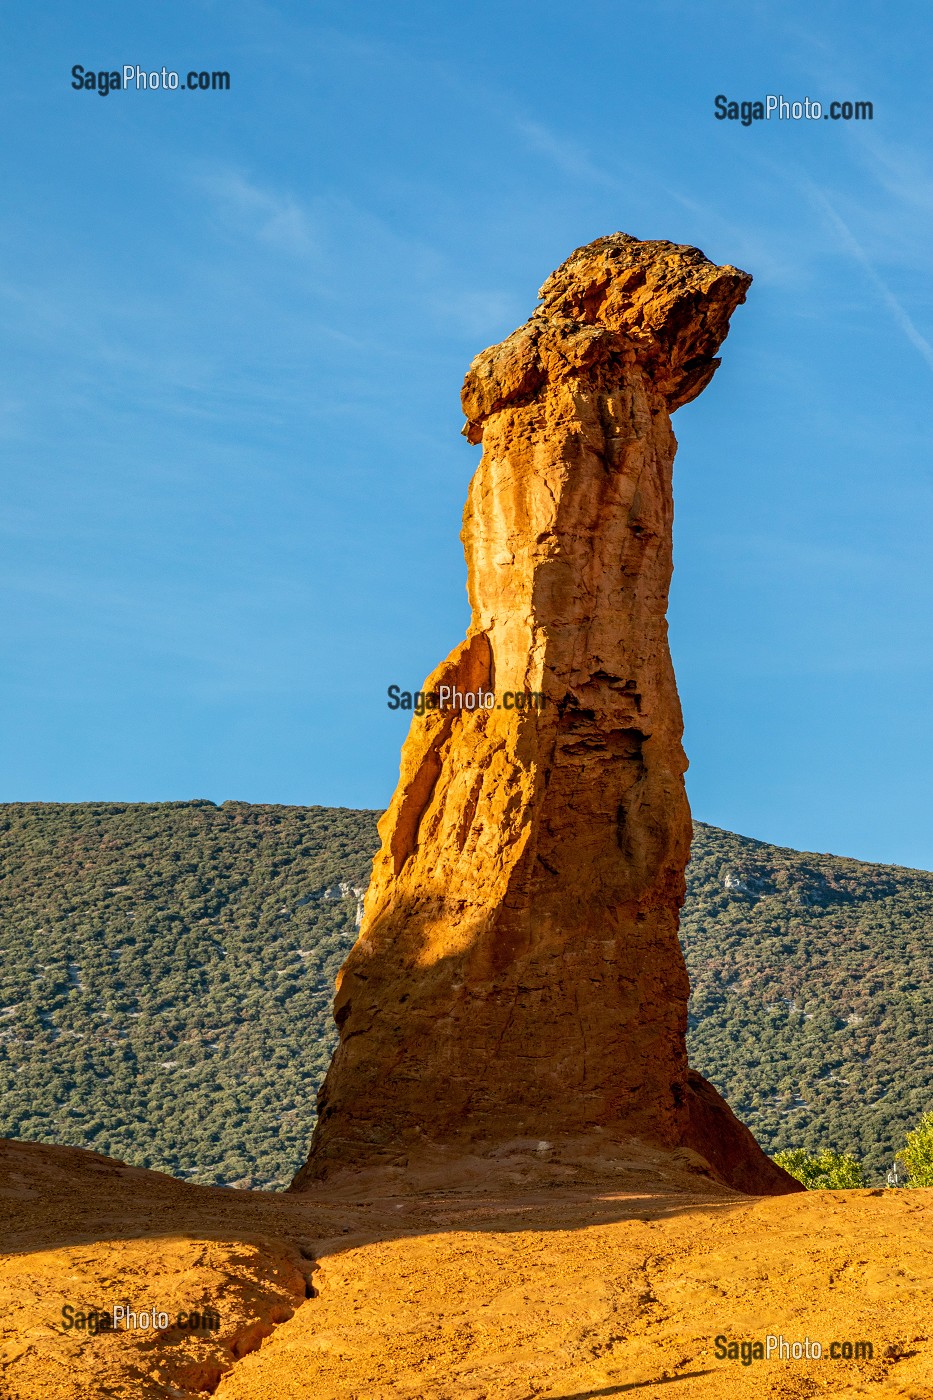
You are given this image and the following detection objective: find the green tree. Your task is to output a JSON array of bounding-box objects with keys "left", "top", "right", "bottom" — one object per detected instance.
[
  {"left": 897, "top": 1111, "right": 933, "bottom": 1186},
  {"left": 773, "top": 1147, "right": 865, "bottom": 1189}
]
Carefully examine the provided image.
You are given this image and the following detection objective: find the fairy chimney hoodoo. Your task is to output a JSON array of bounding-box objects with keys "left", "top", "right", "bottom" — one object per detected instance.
[{"left": 294, "top": 233, "right": 799, "bottom": 1197}]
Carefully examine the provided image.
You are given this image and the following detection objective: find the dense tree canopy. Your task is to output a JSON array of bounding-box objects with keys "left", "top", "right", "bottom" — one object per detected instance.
[
  {"left": 684, "top": 822, "right": 933, "bottom": 1183},
  {"left": 0, "top": 804, "right": 929, "bottom": 1186},
  {"left": 0, "top": 802, "right": 373, "bottom": 1187}
]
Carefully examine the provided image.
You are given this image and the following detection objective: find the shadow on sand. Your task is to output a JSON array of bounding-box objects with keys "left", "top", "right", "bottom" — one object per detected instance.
[
  {"left": 0, "top": 1134, "right": 753, "bottom": 1260},
  {"left": 543, "top": 1376, "right": 713, "bottom": 1398}
]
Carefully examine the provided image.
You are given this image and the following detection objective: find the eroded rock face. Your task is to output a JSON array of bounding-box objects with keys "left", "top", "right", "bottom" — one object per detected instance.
[{"left": 295, "top": 234, "right": 798, "bottom": 1195}]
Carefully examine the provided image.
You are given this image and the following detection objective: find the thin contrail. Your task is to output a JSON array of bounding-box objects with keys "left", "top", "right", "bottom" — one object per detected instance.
[{"left": 807, "top": 181, "right": 933, "bottom": 376}]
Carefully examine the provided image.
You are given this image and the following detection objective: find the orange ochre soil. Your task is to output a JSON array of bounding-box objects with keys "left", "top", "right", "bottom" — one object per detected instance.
[{"left": 0, "top": 1136, "right": 929, "bottom": 1400}]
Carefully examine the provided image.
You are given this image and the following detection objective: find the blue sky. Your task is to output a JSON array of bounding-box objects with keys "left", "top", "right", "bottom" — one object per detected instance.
[{"left": 2, "top": 0, "right": 932, "bottom": 867}]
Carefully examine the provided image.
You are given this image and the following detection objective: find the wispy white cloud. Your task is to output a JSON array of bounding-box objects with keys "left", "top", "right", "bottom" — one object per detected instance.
[
  {"left": 857, "top": 135, "right": 933, "bottom": 217},
  {"left": 658, "top": 180, "right": 806, "bottom": 287},
  {"left": 514, "top": 115, "right": 804, "bottom": 289},
  {"left": 426, "top": 287, "right": 521, "bottom": 339},
  {"left": 191, "top": 163, "right": 528, "bottom": 350},
  {"left": 514, "top": 119, "right": 622, "bottom": 190},
  {"left": 804, "top": 179, "right": 933, "bottom": 376},
  {"left": 196, "top": 168, "right": 319, "bottom": 258}
]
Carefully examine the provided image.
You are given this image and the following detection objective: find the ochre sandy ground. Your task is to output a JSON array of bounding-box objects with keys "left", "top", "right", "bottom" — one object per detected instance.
[{"left": 0, "top": 1138, "right": 931, "bottom": 1400}]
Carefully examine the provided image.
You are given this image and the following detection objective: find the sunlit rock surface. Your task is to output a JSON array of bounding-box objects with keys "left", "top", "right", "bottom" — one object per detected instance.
[{"left": 297, "top": 234, "right": 795, "bottom": 1196}]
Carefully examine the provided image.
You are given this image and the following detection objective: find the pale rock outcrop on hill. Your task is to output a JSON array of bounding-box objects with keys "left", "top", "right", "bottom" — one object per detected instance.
[{"left": 296, "top": 234, "right": 797, "bottom": 1195}]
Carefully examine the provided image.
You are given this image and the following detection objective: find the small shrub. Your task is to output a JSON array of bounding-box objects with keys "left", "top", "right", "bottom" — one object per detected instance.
[
  {"left": 773, "top": 1147, "right": 865, "bottom": 1189},
  {"left": 897, "top": 1111, "right": 933, "bottom": 1187}
]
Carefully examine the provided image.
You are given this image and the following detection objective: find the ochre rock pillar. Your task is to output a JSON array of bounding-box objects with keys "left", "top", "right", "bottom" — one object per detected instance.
[{"left": 294, "top": 234, "right": 799, "bottom": 1195}]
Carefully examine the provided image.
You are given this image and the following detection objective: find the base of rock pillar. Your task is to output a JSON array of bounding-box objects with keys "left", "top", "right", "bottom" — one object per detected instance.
[
  {"left": 291, "top": 1108, "right": 802, "bottom": 1197},
  {"left": 681, "top": 1070, "right": 803, "bottom": 1195}
]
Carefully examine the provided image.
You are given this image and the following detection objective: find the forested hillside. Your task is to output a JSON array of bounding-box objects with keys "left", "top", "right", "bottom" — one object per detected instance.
[
  {"left": 0, "top": 802, "right": 373, "bottom": 1188},
  {"left": 682, "top": 824, "right": 933, "bottom": 1182},
  {"left": 0, "top": 802, "right": 930, "bottom": 1185}
]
